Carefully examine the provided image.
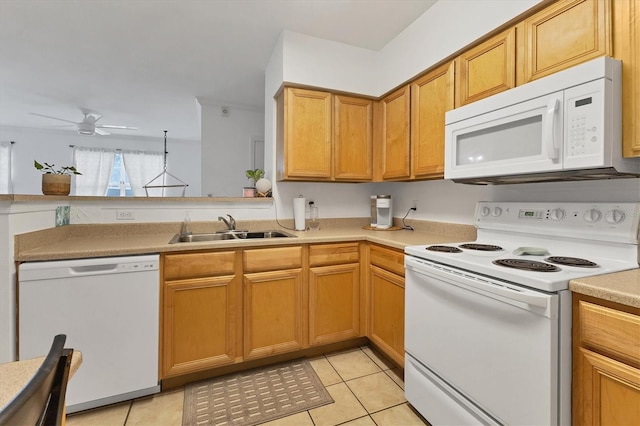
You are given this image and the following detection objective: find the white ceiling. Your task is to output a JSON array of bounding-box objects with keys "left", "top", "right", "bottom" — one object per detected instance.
[{"left": 0, "top": 0, "right": 437, "bottom": 142}]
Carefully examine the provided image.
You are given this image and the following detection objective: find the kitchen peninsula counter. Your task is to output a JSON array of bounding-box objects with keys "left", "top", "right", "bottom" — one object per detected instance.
[
  {"left": 14, "top": 218, "right": 476, "bottom": 262},
  {"left": 570, "top": 269, "right": 640, "bottom": 309}
]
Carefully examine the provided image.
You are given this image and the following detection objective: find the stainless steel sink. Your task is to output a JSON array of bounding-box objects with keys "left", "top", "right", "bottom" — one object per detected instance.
[{"left": 169, "top": 230, "right": 296, "bottom": 244}]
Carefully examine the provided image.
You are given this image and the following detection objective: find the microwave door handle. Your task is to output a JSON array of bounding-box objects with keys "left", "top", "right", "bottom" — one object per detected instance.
[{"left": 544, "top": 98, "right": 560, "bottom": 160}]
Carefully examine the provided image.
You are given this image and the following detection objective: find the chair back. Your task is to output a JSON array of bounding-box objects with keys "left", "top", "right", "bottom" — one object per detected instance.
[{"left": 0, "top": 334, "right": 73, "bottom": 426}]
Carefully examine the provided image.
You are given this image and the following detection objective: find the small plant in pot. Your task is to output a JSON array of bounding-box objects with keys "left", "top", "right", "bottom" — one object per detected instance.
[
  {"left": 35, "top": 160, "right": 82, "bottom": 196},
  {"left": 244, "top": 168, "right": 264, "bottom": 197}
]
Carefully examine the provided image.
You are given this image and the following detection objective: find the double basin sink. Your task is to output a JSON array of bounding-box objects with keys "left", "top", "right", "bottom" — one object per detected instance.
[{"left": 169, "top": 230, "right": 296, "bottom": 244}]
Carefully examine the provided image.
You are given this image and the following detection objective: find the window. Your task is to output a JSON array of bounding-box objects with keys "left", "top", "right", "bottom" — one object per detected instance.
[
  {"left": 106, "top": 152, "right": 133, "bottom": 197},
  {"left": 73, "top": 147, "right": 163, "bottom": 197}
]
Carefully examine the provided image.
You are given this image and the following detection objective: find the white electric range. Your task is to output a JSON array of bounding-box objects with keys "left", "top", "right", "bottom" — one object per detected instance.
[{"left": 404, "top": 202, "right": 639, "bottom": 425}]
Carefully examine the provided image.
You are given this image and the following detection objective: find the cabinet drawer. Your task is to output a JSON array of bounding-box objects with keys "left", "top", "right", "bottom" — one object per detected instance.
[
  {"left": 578, "top": 300, "right": 640, "bottom": 364},
  {"left": 369, "top": 244, "right": 404, "bottom": 277},
  {"left": 243, "top": 246, "right": 302, "bottom": 272},
  {"left": 163, "top": 251, "right": 236, "bottom": 280},
  {"left": 309, "top": 243, "right": 359, "bottom": 266}
]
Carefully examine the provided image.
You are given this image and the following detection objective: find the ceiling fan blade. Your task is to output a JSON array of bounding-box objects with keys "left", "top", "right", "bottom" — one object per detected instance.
[
  {"left": 30, "top": 112, "right": 77, "bottom": 124},
  {"left": 96, "top": 124, "right": 138, "bottom": 130},
  {"left": 94, "top": 128, "right": 110, "bottom": 136}
]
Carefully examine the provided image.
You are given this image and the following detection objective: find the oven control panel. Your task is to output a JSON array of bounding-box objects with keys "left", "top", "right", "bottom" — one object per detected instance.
[{"left": 476, "top": 202, "right": 640, "bottom": 243}]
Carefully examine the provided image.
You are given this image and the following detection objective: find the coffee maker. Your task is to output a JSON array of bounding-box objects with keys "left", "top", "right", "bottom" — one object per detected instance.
[{"left": 375, "top": 195, "right": 392, "bottom": 229}]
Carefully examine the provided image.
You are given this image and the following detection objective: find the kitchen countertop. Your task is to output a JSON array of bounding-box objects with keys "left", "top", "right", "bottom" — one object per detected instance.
[
  {"left": 0, "top": 351, "right": 82, "bottom": 412},
  {"left": 16, "top": 219, "right": 640, "bottom": 310},
  {"left": 570, "top": 269, "right": 640, "bottom": 309},
  {"left": 14, "top": 218, "right": 477, "bottom": 261}
]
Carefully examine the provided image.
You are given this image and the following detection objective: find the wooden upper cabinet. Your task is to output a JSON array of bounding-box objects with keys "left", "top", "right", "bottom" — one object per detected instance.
[
  {"left": 612, "top": 0, "right": 640, "bottom": 158},
  {"left": 411, "top": 61, "right": 455, "bottom": 179},
  {"left": 455, "top": 27, "right": 516, "bottom": 107},
  {"left": 380, "top": 85, "right": 411, "bottom": 180},
  {"left": 280, "top": 87, "right": 332, "bottom": 180},
  {"left": 333, "top": 95, "right": 373, "bottom": 181},
  {"left": 277, "top": 87, "right": 374, "bottom": 181},
  {"left": 517, "top": 0, "right": 611, "bottom": 85}
]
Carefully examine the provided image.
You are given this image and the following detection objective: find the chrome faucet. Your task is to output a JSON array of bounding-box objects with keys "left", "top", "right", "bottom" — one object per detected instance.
[{"left": 218, "top": 214, "right": 236, "bottom": 231}]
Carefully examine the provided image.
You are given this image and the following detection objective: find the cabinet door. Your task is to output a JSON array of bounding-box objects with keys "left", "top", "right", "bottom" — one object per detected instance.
[
  {"left": 368, "top": 265, "right": 405, "bottom": 366},
  {"left": 334, "top": 95, "right": 373, "bottom": 181},
  {"left": 283, "top": 88, "right": 333, "bottom": 180},
  {"left": 411, "top": 61, "right": 454, "bottom": 179},
  {"left": 518, "top": 0, "right": 611, "bottom": 85},
  {"left": 162, "top": 275, "right": 238, "bottom": 378},
  {"left": 380, "top": 85, "right": 411, "bottom": 180},
  {"left": 574, "top": 348, "right": 640, "bottom": 425},
  {"left": 243, "top": 269, "right": 305, "bottom": 359},
  {"left": 455, "top": 27, "right": 516, "bottom": 107},
  {"left": 309, "top": 263, "right": 360, "bottom": 346},
  {"left": 613, "top": 0, "right": 640, "bottom": 157}
]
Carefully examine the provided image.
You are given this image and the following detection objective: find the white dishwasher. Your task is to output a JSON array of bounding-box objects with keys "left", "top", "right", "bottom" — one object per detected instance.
[{"left": 18, "top": 254, "right": 160, "bottom": 413}]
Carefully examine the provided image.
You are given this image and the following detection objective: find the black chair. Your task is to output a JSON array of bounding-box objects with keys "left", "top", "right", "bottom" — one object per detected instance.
[{"left": 0, "top": 334, "right": 73, "bottom": 426}]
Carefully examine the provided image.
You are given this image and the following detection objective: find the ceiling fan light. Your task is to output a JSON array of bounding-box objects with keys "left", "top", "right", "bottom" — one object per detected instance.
[{"left": 77, "top": 122, "right": 95, "bottom": 135}]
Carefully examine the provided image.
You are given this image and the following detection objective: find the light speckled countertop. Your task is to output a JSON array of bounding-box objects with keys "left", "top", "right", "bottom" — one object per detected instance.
[
  {"left": 0, "top": 351, "right": 82, "bottom": 412},
  {"left": 15, "top": 219, "right": 640, "bottom": 309},
  {"left": 14, "top": 218, "right": 476, "bottom": 261},
  {"left": 570, "top": 269, "right": 640, "bottom": 308}
]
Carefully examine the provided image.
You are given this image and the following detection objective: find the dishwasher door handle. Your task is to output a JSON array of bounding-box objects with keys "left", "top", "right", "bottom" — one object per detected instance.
[{"left": 70, "top": 264, "right": 119, "bottom": 274}]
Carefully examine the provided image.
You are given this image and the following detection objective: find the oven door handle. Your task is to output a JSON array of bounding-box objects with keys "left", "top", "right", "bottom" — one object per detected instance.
[{"left": 406, "top": 259, "right": 550, "bottom": 310}]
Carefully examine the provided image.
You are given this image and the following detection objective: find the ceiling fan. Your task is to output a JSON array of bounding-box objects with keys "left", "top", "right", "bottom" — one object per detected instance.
[{"left": 30, "top": 108, "right": 138, "bottom": 136}]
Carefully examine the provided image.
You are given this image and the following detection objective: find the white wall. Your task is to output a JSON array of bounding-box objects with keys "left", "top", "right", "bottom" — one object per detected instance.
[
  {"left": 281, "top": 31, "right": 378, "bottom": 95},
  {"left": 198, "top": 99, "right": 264, "bottom": 197},
  {"left": 0, "top": 126, "right": 201, "bottom": 197}
]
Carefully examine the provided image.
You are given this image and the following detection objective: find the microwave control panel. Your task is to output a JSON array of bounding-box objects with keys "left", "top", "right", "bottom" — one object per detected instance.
[{"left": 564, "top": 79, "right": 606, "bottom": 160}]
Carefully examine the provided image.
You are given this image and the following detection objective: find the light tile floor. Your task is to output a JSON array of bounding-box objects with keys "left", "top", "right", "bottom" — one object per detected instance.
[{"left": 66, "top": 345, "right": 429, "bottom": 426}]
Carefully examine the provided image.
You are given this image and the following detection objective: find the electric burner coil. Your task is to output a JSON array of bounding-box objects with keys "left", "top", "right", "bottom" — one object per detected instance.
[
  {"left": 493, "top": 259, "right": 561, "bottom": 272},
  {"left": 545, "top": 256, "right": 598, "bottom": 268}
]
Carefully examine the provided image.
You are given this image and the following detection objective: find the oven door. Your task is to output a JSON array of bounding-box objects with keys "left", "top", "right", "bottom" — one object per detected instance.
[
  {"left": 444, "top": 90, "right": 564, "bottom": 181},
  {"left": 405, "top": 256, "right": 564, "bottom": 425}
]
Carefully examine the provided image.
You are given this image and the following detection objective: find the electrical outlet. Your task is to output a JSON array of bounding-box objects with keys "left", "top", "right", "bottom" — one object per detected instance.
[
  {"left": 116, "top": 210, "right": 135, "bottom": 220},
  {"left": 412, "top": 200, "right": 418, "bottom": 210}
]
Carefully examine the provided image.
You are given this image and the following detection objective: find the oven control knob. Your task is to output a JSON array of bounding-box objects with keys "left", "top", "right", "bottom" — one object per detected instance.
[
  {"left": 605, "top": 209, "right": 625, "bottom": 224},
  {"left": 480, "top": 206, "right": 491, "bottom": 217},
  {"left": 549, "top": 208, "right": 565, "bottom": 221},
  {"left": 492, "top": 207, "right": 502, "bottom": 217},
  {"left": 583, "top": 208, "right": 602, "bottom": 223}
]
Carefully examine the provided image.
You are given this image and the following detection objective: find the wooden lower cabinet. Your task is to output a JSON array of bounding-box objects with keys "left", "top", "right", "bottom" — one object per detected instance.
[
  {"left": 161, "top": 251, "right": 240, "bottom": 378},
  {"left": 243, "top": 246, "right": 305, "bottom": 360},
  {"left": 573, "top": 295, "right": 640, "bottom": 425},
  {"left": 368, "top": 245, "right": 405, "bottom": 367},
  {"left": 309, "top": 243, "right": 361, "bottom": 346}
]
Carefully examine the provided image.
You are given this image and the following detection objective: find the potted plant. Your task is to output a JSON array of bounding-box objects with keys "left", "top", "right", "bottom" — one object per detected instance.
[
  {"left": 244, "top": 168, "right": 264, "bottom": 197},
  {"left": 35, "top": 160, "right": 82, "bottom": 196}
]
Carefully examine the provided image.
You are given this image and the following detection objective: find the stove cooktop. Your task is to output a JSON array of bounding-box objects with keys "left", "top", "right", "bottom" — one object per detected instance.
[{"left": 405, "top": 202, "right": 640, "bottom": 292}]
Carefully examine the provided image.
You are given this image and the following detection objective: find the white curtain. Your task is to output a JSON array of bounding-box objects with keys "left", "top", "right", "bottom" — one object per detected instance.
[
  {"left": 0, "top": 142, "right": 12, "bottom": 194},
  {"left": 73, "top": 147, "right": 115, "bottom": 196},
  {"left": 122, "top": 150, "right": 164, "bottom": 196}
]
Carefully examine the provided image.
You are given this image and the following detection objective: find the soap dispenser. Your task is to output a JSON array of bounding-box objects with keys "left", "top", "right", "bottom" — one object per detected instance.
[
  {"left": 308, "top": 201, "right": 319, "bottom": 230},
  {"left": 180, "top": 212, "right": 192, "bottom": 237}
]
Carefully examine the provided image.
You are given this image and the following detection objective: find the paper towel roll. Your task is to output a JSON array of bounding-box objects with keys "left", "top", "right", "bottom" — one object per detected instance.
[{"left": 293, "top": 196, "right": 306, "bottom": 231}]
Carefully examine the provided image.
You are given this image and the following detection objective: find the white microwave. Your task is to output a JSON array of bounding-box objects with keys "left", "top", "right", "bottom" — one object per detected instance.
[{"left": 444, "top": 56, "right": 640, "bottom": 184}]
